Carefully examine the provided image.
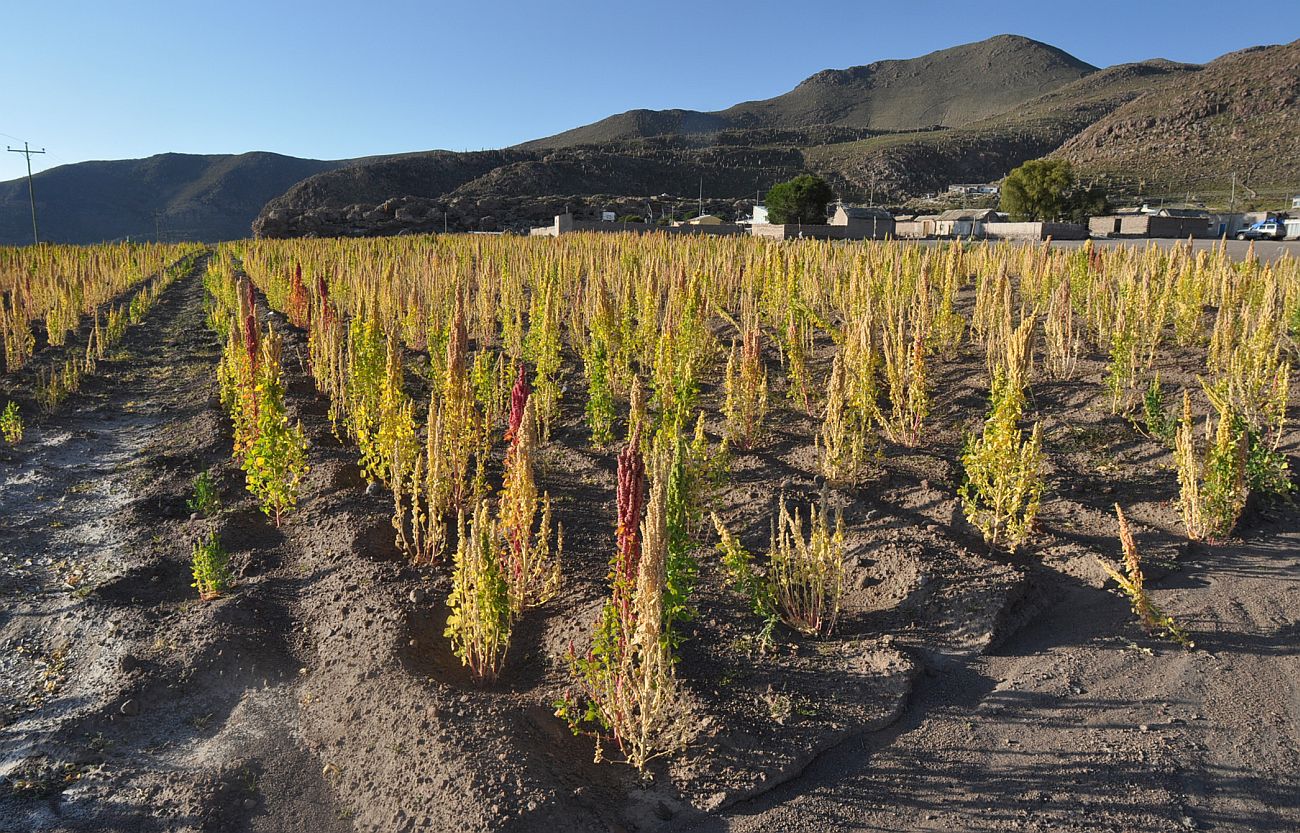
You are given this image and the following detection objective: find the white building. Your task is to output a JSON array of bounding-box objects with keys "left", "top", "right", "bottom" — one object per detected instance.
[{"left": 947, "top": 183, "right": 1001, "bottom": 197}]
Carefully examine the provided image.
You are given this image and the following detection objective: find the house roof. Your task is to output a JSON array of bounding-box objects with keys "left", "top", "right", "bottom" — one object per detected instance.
[
  {"left": 1157, "top": 208, "right": 1209, "bottom": 218},
  {"left": 937, "top": 208, "right": 999, "bottom": 221},
  {"left": 836, "top": 205, "right": 893, "bottom": 220}
]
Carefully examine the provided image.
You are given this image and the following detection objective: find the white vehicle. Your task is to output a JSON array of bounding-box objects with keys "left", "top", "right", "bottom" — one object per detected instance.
[{"left": 1236, "top": 220, "right": 1286, "bottom": 241}]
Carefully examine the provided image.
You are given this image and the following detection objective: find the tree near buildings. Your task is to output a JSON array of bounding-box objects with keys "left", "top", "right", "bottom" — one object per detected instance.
[
  {"left": 765, "top": 175, "right": 836, "bottom": 224},
  {"left": 1001, "top": 159, "right": 1076, "bottom": 221}
]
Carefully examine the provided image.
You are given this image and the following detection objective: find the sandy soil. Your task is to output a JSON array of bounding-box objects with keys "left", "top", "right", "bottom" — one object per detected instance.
[{"left": 1, "top": 253, "right": 1298, "bottom": 832}]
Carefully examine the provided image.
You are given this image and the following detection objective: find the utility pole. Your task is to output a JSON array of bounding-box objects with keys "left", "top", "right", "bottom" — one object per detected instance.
[
  {"left": 7, "top": 141, "right": 46, "bottom": 245},
  {"left": 1230, "top": 172, "right": 1237, "bottom": 213},
  {"left": 698, "top": 178, "right": 703, "bottom": 220}
]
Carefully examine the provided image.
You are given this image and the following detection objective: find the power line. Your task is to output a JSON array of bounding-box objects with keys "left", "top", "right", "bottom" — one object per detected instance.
[{"left": 6, "top": 141, "right": 46, "bottom": 245}]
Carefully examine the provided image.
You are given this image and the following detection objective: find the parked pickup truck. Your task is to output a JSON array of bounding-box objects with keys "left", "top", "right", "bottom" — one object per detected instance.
[{"left": 1236, "top": 221, "right": 1286, "bottom": 241}]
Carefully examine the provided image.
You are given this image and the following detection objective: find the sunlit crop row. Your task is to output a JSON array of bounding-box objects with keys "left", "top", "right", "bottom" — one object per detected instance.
[{"left": 212, "top": 231, "right": 1295, "bottom": 766}]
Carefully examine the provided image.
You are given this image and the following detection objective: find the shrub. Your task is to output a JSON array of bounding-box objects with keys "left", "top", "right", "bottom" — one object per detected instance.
[
  {"left": 191, "top": 533, "right": 233, "bottom": 601},
  {"left": 1097, "top": 505, "right": 1192, "bottom": 647}
]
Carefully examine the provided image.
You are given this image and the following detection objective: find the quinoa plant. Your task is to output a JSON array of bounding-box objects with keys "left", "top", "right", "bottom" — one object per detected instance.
[
  {"left": 558, "top": 452, "right": 692, "bottom": 770},
  {"left": 499, "top": 397, "right": 563, "bottom": 615},
  {"left": 186, "top": 471, "right": 220, "bottom": 515},
  {"left": 471, "top": 348, "right": 508, "bottom": 434},
  {"left": 191, "top": 533, "right": 233, "bottom": 602},
  {"left": 874, "top": 281, "right": 930, "bottom": 447},
  {"left": 445, "top": 501, "right": 512, "bottom": 683},
  {"left": 1, "top": 401, "right": 22, "bottom": 444},
  {"left": 1174, "top": 390, "right": 1247, "bottom": 542},
  {"left": 393, "top": 396, "right": 446, "bottom": 564},
  {"left": 711, "top": 493, "right": 844, "bottom": 640},
  {"left": 524, "top": 271, "right": 564, "bottom": 441},
  {"left": 959, "top": 373, "right": 1044, "bottom": 552},
  {"left": 722, "top": 312, "right": 767, "bottom": 449},
  {"left": 581, "top": 330, "right": 617, "bottom": 445},
  {"left": 711, "top": 513, "right": 780, "bottom": 649},
  {"left": 344, "top": 316, "right": 386, "bottom": 480},
  {"left": 1098, "top": 504, "right": 1192, "bottom": 647},
  {"left": 817, "top": 351, "right": 866, "bottom": 487},
  {"left": 767, "top": 495, "right": 845, "bottom": 637},
  {"left": 1043, "top": 275, "right": 1080, "bottom": 380},
  {"left": 662, "top": 431, "right": 698, "bottom": 646},
  {"left": 242, "top": 329, "right": 310, "bottom": 526},
  {"left": 1139, "top": 376, "right": 1177, "bottom": 446}
]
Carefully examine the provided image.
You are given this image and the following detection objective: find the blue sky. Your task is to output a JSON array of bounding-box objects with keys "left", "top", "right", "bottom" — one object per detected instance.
[{"left": 2, "top": 0, "right": 1294, "bottom": 181}]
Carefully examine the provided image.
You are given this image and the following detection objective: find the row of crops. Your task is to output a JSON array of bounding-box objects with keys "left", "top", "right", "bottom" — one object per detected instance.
[{"left": 197, "top": 232, "right": 1294, "bottom": 767}]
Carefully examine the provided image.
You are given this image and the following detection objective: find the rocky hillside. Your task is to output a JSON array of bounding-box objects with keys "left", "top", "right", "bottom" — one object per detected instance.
[
  {"left": 0, "top": 152, "right": 346, "bottom": 245},
  {"left": 1055, "top": 40, "right": 1300, "bottom": 195},
  {"left": 256, "top": 39, "right": 1219, "bottom": 238},
  {"left": 522, "top": 35, "right": 1095, "bottom": 147}
]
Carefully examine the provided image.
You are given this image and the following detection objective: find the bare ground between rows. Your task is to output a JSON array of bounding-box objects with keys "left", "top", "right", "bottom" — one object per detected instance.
[{"left": 0, "top": 265, "right": 349, "bottom": 833}]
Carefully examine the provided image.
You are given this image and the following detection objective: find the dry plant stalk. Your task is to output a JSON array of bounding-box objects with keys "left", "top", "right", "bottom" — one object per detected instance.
[
  {"left": 1097, "top": 505, "right": 1192, "bottom": 647},
  {"left": 499, "top": 397, "right": 563, "bottom": 614},
  {"left": 817, "top": 351, "right": 865, "bottom": 487}
]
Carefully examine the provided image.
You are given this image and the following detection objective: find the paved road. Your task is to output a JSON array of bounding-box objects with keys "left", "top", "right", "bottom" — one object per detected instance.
[{"left": 906, "top": 237, "right": 1299, "bottom": 263}]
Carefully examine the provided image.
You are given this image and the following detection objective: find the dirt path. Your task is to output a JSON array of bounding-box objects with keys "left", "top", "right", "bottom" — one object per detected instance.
[
  {"left": 0, "top": 262, "right": 347, "bottom": 833},
  {"left": 688, "top": 511, "right": 1300, "bottom": 832}
]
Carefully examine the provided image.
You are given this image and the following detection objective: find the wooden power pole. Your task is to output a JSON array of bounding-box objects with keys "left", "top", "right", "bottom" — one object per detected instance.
[{"left": 7, "top": 141, "right": 46, "bottom": 245}]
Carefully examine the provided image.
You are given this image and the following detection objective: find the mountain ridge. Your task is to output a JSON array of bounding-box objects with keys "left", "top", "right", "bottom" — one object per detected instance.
[
  {"left": 519, "top": 35, "right": 1097, "bottom": 149},
  {"left": 0, "top": 151, "right": 347, "bottom": 244},
  {"left": 4, "top": 35, "right": 1295, "bottom": 243}
]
